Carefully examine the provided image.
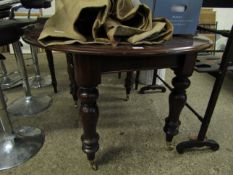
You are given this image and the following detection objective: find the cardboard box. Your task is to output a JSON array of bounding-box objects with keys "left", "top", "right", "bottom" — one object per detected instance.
[
  {"left": 154, "top": 0, "right": 203, "bottom": 35},
  {"left": 199, "top": 9, "right": 216, "bottom": 25}
]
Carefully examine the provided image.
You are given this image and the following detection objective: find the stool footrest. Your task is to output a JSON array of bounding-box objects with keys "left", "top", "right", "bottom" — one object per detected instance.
[{"left": 176, "top": 139, "right": 220, "bottom": 154}]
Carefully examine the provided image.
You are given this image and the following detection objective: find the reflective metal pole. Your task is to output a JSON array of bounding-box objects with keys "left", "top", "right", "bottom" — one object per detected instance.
[
  {"left": 8, "top": 41, "right": 52, "bottom": 116},
  {"left": 29, "top": 45, "right": 52, "bottom": 88}
]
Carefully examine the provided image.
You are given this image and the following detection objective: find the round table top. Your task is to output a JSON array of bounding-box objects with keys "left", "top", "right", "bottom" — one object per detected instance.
[{"left": 23, "top": 21, "right": 212, "bottom": 57}]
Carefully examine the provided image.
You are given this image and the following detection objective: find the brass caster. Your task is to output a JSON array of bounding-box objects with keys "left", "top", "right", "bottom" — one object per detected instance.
[
  {"left": 166, "top": 141, "right": 175, "bottom": 151},
  {"left": 89, "top": 160, "right": 98, "bottom": 170},
  {"left": 125, "top": 95, "right": 129, "bottom": 101},
  {"left": 74, "top": 101, "right": 78, "bottom": 108}
]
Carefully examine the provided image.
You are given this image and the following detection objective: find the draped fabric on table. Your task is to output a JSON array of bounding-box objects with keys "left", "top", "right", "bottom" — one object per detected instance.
[{"left": 38, "top": 0, "right": 173, "bottom": 46}]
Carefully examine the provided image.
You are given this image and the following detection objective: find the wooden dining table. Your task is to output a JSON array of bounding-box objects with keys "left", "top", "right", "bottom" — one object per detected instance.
[{"left": 23, "top": 20, "right": 212, "bottom": 169}]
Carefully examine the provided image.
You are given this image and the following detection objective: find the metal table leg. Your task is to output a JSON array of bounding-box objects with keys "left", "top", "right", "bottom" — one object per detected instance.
[{"left": 66, "top": 53, "right": 78, "bottom": 107}]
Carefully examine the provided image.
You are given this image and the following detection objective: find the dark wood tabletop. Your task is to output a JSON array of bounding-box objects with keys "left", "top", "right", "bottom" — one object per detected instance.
[{"left": 23, "top": 22, "right": 212, "bottom": 56}]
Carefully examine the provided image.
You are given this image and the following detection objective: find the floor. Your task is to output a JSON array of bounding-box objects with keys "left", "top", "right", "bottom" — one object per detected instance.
[{"left": 1, "top": 52, "right": 233, "bottom": 175}]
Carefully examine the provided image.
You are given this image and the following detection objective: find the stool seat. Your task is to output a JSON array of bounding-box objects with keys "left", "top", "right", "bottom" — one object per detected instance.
[
  {"left": 0, "top": 0, "right": 19, "bottom": 11},
  {"left": 20, "top": 0, "right": 51, "bottom": 9},
  {"left": 0, "top": 19, "right": 36, "bottom": 45},
  {"left": 0, "top": 10, "right": 10, "bottom": 18}
]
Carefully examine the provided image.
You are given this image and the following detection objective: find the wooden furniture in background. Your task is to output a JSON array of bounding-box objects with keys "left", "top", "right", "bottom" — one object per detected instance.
[{"left": 199, "top": 8, "right": 217, "bottom": 52}]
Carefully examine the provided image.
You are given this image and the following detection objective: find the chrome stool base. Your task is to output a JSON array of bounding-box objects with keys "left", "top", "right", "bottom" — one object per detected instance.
[
  {"left": 0, "top": 72, "right": 22, "bottom": 90},
  {"left": 0, "top": 127, "right": 44, "bottom": 171},
  {"left": 8, "top": 96, "right": 52, "bottom": 117},
  {"left": 29, "top": 75, "right": 52, "bottom": 88}
]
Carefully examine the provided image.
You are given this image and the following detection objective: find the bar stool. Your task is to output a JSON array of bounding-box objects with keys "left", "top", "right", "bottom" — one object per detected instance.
[
  {"left": 8, "top": 1, "right": 58, "bottom": 92},
  {"left": 29, "top": 45, "right": 52, "bottom": 88},
  {"left": 0, "top": 3, "right": 23, "bottom": 90},
  {"left": 0, "top": 53, "right": 22, "bottom": 90},
  {"left": 0, "top": 75, "right": 44, "bottom": 170},
  {"left": 20, "top": 0, "right": 53, "bottom": 89},
  {"left": 0, "top": 20, "right": 52, "bottom": 116}
]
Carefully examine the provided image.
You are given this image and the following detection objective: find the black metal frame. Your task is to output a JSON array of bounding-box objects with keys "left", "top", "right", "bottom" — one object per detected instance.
[
  {"left": 203, "top": 0, "right": 233, "bottom": 8},
  {"left": 136, "top": 69, "right": 166, "bottom": 94},
  {"left": 156, "top": 25, "right": 233, "bottom": 153}
]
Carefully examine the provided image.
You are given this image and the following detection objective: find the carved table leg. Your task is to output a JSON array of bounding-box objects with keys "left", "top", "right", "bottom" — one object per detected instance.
[
  {"left": 73, "top": 55, "right": 101, "bottom": 170},
  {"left": 124, "top": 71, "right": 134, "bottom": 101},
  {"left": 163, "top": 70, "right": 191, "bottom": 148},
  {"left": 79, "top": 87, "right": 99, "bottom": 170},
  {"left": 45, "top": 49, "right": 57, "bottom": 93},
  {"left": 135, "top": 71, "right": 140, "bottom": 90},
  {"left": 66, "top": 53, "right": 78, "bottom": 107}
]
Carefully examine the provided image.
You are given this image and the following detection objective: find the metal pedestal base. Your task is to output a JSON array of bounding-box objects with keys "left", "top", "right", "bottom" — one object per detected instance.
[
  {"left": 29, "top": 75, "right": 52, "bottom": 89},
  {"left": 176, "top": 139, "right": 220, "bottom": 154},
  {"left": 139, "top": 85, "right": 166, "bottom": 94},
  {"left": 8, "top": 96, "right": 52, "bottom": 117},
  {"left": 0, "top": 127, "right": 44, "bottom": 171},
  {"left": 0, "top": 72, "right": 22, "bottom": 90}
]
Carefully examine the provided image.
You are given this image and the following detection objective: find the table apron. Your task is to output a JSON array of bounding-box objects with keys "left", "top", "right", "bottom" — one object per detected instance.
[{"left": 88, "top": 54, "right": 186, "bottom": 73}]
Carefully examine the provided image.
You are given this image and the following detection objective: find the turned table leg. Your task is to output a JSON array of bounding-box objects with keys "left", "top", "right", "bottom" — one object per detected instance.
[
  {"left": 73, "top": 55, "right": 101, "bottom": 170},
  {"left": 45, "top": 49, "right": 57, "bottom": 93},
  {"left": 124, "top": 71, "right": 134, "bottom": 101},
  {"left": 79, "top": 87, "right": 99, "bottom": 170},
  {"left": 66, "top": 53, "right": 78, "bottom": 107},
  {"left": 163, "top": 54, "right": 196, "bottom": 148},
  {"left": 163, "top": 70, "right": 191, "bottom": 147}
]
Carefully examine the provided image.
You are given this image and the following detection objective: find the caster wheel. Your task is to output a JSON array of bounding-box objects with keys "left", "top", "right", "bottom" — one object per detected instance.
[{"left": 89, "top": 161, "right": 98, "bottom": 170}]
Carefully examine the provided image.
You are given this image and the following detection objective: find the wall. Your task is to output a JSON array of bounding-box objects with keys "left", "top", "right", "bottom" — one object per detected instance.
[
  {"left": 42, "top": 0, "right": 55, "bottom": 16},
  {"left": 214, "top": 8, "right": 233, "bottom": 30}
]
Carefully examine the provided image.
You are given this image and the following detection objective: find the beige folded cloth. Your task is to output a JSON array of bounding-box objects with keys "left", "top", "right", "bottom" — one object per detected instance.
[{"left": 38, "top": 0, "right": 173, "bottom": 46}]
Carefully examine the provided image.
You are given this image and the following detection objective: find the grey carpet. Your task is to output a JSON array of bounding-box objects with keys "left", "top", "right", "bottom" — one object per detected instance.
[{"left": 1, "top": 52, "right": 233, "bottom": 175}]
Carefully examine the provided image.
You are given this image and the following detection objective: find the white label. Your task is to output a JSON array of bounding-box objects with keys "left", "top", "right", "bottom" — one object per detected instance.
[{"left": 132, "top": 46, "right": 144, "bottom": 50}]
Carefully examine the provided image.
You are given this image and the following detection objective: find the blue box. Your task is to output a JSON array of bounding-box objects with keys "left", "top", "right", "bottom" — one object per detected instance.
[
  {"left": 140, "top": 0, "right": 155, "bottom": 11},
  {"left": 154, "top": 0, "right": 203, "bottom": 35}
]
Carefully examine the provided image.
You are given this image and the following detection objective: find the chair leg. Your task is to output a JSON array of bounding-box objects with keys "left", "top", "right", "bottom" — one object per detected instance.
[
  {"left": 0, "top": 84, "right": 45, "bottom": 171},
  {"left": 45, "top": 49, "right": 57, "bottom": 93},
  {"left": 29, "top": 46, "right": 52, "bottom": 89},
  {"left": 7, "top": 41, "right": 52, "bottom": 117}
]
